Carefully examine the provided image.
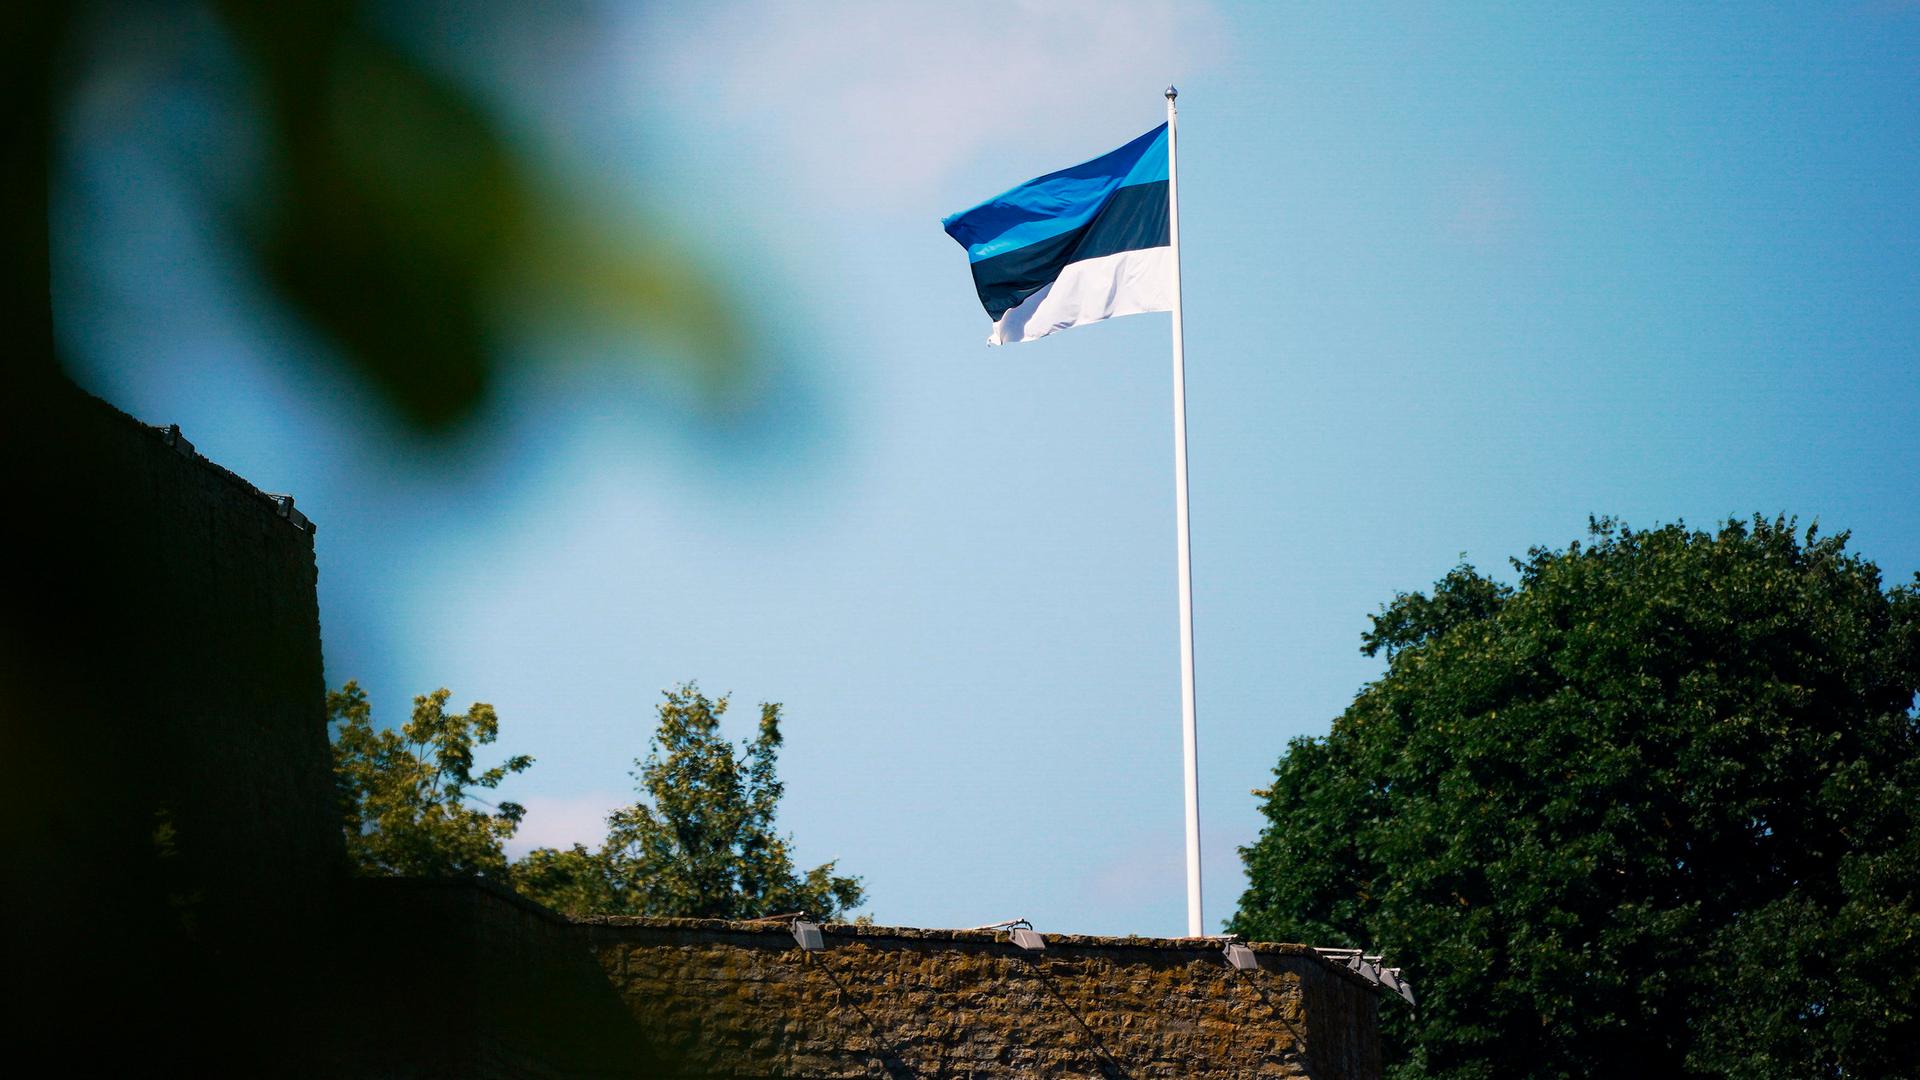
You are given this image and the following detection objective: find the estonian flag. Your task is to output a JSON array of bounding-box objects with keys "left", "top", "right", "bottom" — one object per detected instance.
[{"left": 942, "top": 125, "right": 1172, "bottom": 345}]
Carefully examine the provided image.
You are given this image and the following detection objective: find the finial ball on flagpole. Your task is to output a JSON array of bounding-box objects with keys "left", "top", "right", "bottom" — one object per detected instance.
[{"left": 1165, "top": 85, "right": 1178, "bottom": 100}]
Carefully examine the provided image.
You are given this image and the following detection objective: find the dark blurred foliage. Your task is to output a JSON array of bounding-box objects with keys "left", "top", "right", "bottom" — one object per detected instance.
[
  {"left": 1232, "top": 517, "right": 1920, "bottom": 1079},
  {"left": 23, "top": 0, "right": 754, "bottom": 432},
  {"left": 214, "top": 0, "right": 751, "bottom": 428}
]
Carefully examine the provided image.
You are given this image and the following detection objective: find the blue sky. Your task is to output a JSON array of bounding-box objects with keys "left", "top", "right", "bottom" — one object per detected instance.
[{"left": 59, "top": 2, "right": 1920, "bottom": 936}]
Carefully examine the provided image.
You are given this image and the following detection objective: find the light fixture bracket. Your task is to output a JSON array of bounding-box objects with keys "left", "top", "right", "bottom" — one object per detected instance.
[
  {"left": 1223, "top": 942, "right": 1258, "bottom": 971},
  {"left": 791, "top": 920, "right": 824, "bottom": 952}
]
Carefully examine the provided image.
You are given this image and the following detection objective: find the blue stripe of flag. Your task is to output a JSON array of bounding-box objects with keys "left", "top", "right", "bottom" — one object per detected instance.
[{"left": 941, "top": 124, "right": 1169, "bottom": 265}]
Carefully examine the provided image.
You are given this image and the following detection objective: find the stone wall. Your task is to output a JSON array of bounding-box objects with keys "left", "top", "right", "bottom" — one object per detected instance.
[{"left": 582, "top": 918, "right": 1383, "bottom": 1079}]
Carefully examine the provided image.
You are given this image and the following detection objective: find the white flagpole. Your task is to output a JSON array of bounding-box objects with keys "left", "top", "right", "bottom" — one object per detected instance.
[{"left": 1165, "top": 85, "right": 1203, "bottom": 938}]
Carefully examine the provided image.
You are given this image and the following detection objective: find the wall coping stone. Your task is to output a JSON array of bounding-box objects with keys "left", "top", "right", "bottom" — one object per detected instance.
[
  {"left": 91, "top": 390, "right": 318, "bottom": 536},
  {"left": 573, "top": 913, "right": 1389, "bottom": 994},
  {"left": 349, "top": 881, "right": 1392, "bottom": 998}
]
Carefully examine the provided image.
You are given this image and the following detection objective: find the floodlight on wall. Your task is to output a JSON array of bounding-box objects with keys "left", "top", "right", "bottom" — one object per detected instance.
[
  {"left": 162, "top": 424, "right": 195, "bottom": 459},
  {"left": 1379, "top": 967, "right": 1416, "bottom": 1007},
  {"left": 791, "top": 920, "right": 825, "bottom": 952},
  {"left": 1008, "top": 927, "right": 1046, "bottom": 952},
  {"left": 1223, "top": 943, "right": 1259, "bottom": 971},
  {"left": 968, "top": 918, "right": 1045, "bottom": 951},
  {"left": 1313, "top": 946, "right": 1414, "bottom": 1005},
  {"left": 266, "top": 493, "right": 312, "bottom": 532},
  {"left": 1346, "top": 954, "right": 1382, "bottom": 985}
]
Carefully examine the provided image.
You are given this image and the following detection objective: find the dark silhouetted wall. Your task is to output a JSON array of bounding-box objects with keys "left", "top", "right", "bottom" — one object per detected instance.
[{"left": 4, "top": 385, "right": 341, "bottom": 1063}]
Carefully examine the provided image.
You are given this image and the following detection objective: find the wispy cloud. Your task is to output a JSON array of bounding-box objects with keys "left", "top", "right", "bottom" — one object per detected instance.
[
  {"left": 635, "top": 1, "right": 1226, "bottom": 207},
  {"left": 505, "top": 792, "right": 622, "bottom": 858}
]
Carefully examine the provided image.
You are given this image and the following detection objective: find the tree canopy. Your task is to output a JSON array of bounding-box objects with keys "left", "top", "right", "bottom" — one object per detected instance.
[
  {"left": 513, "top": 684, "right": 864, "bottom": 920},
  {"left": 328, "top": 681, "right": 532, "bottom": 879},
  {"left": 328, "top": 680, "right": 862, "bottom": 921},
  {"left": 1231, "top": 517, "right": 1920, "bottom": 1079}
]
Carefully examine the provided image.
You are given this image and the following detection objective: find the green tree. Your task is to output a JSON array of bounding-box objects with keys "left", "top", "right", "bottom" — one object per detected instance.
[
  {"left": 514, "top": 684, "right": 864, "bottom": 920},
  {"left": 1231, "top": 517, "right": 1920, "bottom": 1080},
  {"left": 511, "top": 843, "right": 622, "bottom": 916},
  {"left": 329, "top": 681, "right": 533, "bottom": 879}
]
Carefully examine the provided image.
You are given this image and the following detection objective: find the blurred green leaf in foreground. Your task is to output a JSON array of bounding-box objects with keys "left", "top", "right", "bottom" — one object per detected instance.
[{"left": 15, "top": 0, "right": 753, "bottom": 431}]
